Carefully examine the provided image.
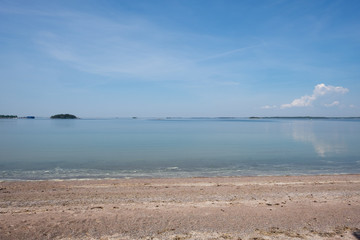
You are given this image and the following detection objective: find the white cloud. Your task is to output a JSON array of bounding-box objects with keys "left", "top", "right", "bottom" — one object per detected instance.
[
  {"left": 281, "top": 95, "right": 316, "bottom": 108},
  {"left": 281, "top": 83, "right": 348, "bottom": 109},
  {"left": 324, "top": 101, "right": 340, "bottom": 107},
  {"left": 313, "top": 83, "right": 348, "bottom": 96}
]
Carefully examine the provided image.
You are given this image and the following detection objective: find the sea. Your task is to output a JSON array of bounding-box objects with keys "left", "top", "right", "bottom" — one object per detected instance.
[{"left": 1, "top": 117, "right": 359, "bottom": 180}]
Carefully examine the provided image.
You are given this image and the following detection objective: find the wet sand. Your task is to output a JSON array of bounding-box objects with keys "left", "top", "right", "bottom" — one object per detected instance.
[{"left": 1, "top": 174, "right": 360, "bottom": 240}]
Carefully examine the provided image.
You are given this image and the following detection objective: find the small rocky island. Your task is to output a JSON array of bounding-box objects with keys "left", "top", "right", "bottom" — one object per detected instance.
[{"left": 50, "top": 114, "right": 78, "bottom": 119}]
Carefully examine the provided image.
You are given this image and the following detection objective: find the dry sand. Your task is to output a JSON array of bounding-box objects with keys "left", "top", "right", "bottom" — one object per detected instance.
[{"left": 1, "top": 174, "right": 360, "bottom": 240}]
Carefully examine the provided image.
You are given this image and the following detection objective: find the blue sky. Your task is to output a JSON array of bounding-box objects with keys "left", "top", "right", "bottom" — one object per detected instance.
[{"left": 1, "top": 0, "right": 359, "bottom": 117}]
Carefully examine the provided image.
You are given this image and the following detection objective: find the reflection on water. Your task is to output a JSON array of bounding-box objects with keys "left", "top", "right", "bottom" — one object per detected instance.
[
  {"left": 289, "top": 121, "right": 346, "bottom": 157},
  {"left": 51, "top": 119, "right": 77, "bottom": 128}
]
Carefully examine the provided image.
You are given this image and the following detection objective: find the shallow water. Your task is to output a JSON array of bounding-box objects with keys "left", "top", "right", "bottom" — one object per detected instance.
[{"left": 0, "top": 118, "right": 359, "bottom": 180}]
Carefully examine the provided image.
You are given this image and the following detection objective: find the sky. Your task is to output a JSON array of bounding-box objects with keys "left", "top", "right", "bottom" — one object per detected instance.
[{"left": 0, "top": 0, "right": 359, "bottom": 117}]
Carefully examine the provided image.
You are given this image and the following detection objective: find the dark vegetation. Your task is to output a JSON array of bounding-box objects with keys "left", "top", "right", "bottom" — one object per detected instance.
[
  {"left": 50, "top": 114, "right": 78, "bottom": 119},
  {"left": 0, "top": 115, "right": 17, "bottom": 119}
]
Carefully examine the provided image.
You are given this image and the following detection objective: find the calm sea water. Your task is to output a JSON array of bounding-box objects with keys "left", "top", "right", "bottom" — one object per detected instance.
[{"left": 1, "top": 118, "right": 359, "bottom": 180}]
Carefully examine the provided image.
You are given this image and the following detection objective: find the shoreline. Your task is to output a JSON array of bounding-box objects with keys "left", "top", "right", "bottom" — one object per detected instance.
[
  {"left": 1, "top": 174, "right": 360, "bottom": 239},
  {"left": 2, "top": 172, "right": 360, "bottom": 182}
]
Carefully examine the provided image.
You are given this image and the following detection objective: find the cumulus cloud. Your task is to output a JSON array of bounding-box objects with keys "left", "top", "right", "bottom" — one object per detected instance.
[
  {"left": 281, "top": 95, "right": 315, "bottom": 108},
  {"left": 324, "top": 101, "right": 340, "bottom": 107},
  {"left": 281, "top": 83, "right": 348, "bottom": 109},
  {"left": 313, "top": 83, "right": 348, "bottom": 96}
]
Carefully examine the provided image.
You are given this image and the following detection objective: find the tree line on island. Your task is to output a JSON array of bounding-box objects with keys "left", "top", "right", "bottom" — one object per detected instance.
[
  {"left": 0, "top": 115, "right": 17, "bottom": 119},
  {"left": 50, "top": 114, "right": 77, "bottom": 119},
  {"left": 0, "top": 114, "right": 78, "bottom": 119}
]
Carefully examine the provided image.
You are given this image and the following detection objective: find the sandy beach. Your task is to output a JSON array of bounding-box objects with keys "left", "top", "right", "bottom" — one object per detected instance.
[{"left": 1, "top": 174, "right": 360, "bottom": 240}]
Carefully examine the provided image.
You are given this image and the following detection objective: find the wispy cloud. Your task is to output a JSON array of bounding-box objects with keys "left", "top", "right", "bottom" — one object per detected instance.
[
  {"left": 198, "top": 44, "right": 263, "bottom": 62},
  {"left": 261, "top": 105, "right": 277, "bottom": 109},
  {"left": 281, "top": 83, "right": 348, "bottom": 108},
  {"left": 324, "top": 101, "right": 340, "bottom": 107},
  {"left": 30, "top": 9, "right": 263, "bottom": 84},
  {"left": 35, "top": 15, "right": 192, "bottom": 79}
]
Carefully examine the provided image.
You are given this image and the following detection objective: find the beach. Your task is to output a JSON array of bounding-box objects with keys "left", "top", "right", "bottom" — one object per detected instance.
[{"left": 1, "top": 174, "right": 360, "bottom": 240}]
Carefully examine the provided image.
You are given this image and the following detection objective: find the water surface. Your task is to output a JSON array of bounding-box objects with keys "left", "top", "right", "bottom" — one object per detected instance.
[{"left": 0, "top": 118, "right": 359, "bottom": 180}]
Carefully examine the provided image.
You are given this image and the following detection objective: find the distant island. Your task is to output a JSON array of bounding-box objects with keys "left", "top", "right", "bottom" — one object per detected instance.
[
  {"left": 50, "top": 114, "right": 78, "bottom": 119},
  {"left": 0, "top": 115, "right": 17, "bottom": 119},
  {"left": 249, "top": 116, "right": 360, "bottom": 119}
]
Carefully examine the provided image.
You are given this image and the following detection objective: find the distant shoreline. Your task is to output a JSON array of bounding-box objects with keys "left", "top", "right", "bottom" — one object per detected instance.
[
  {"left": 249, "top": 116, "right": 360, "bottom": 119},
  {"left": 2, "top": 116, "right": 360, "bottom": 120}
]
